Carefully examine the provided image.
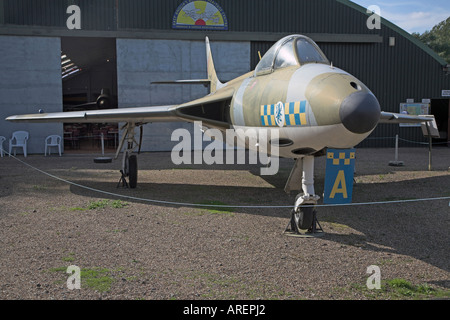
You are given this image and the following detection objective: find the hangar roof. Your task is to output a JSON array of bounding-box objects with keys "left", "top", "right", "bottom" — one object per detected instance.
[
  {"left": 336, "top": 0, "right": 447, "bottom": 66},
  {"left": 0, "top": 0, "right": 447, "bottom": 66}
]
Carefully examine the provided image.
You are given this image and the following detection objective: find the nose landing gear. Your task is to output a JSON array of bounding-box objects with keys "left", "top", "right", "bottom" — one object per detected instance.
[
  {"left": 283, "top": 155, "right": 324, "bottom": 237},
  {"left": 284, "top": 195, "right": 324, "bottom": 237}
]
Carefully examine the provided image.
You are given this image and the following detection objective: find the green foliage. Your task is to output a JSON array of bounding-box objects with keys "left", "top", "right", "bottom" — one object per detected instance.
[
  {"left": 412, "top": 17, "right": 450, "bottom": 63},
  {"left": 61, "top": 253, "right": 76, "bottom": 262},
  {"left": 384, "top": 278, "right": 438, "bottom": 297},
  {"left": 88, "top": 200, "right": 110, "bottom": 210},
  {"left": 196, "top": 200, "right": 235, "bottom": 215},
  {"left": 111, "top": 199, "right": 129, "bottom": 208},
  {"left": 80, "top": 268, "right": 114, "bottom": 293},
  {"left": 49, "top": 266, "right": 114, "bottom": 292},
  {"left": 87, "top": 199, "right": 129, "bottom": 210}
]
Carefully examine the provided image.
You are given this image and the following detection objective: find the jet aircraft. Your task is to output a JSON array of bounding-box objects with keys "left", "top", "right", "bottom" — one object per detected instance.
[{"left": 6, "top": 35, "right": 433, "bottom": 233}]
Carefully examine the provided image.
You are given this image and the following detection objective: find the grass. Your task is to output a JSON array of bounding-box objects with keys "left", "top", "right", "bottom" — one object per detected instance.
[
  {"left": 195, "top": 200, "right": 235, "bottom": 216},
  {"left": 110, "top": 199, "right": 129, "bottom": 208},
  {"left": 47, "top": 252, "right": 120, "bottom": 293},
  {"left": 350, "top": 278, "right": 450, "bottom": 299},
  {"left": 186, "top": 271, "right": 292, "bottom": 299},
  {"left": 32, "top": 185, "right": 47, "bottom": 191},
  {"left": 49, "top": 266, "right": 115, "bottom": 293},
  {"left": 64, "top": 199, "right": 131, "bottom": 211},
  {"left": 64, "top": 199, "right": 129, "bottom": 212},
  {"left": 383, "top": 278, "right": 443, "bottom": 298},
  {"left": 69, "top": 207, "right": 86, "bottom": 211},
  {"left": 107, "top": 228, "right": 128, "bottom": 233},
  {"left": 88, "top": 200, "right": 110, "bottom": 210},
  {"left": 80, "top": 268, "right": 114, "bottom": 293},
  {"left": 61, "top": 252, "right": 76, "bottom": 262},
  {"left": 326, "top": 221, "right": 351, "bottom": 231}
]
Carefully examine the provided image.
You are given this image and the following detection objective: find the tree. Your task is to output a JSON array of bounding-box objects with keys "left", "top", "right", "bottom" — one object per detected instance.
[{"left": 412, "top": 17, "right": 450, "bottom": 64}]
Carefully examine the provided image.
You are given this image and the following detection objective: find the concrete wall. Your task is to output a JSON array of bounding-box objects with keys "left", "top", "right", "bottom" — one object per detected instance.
[
  {"left": 116, "top": 39, "right": 250, "bottom": 151},
  {"left": 0, "top": 36, "right": 63, "bottom": 155}
]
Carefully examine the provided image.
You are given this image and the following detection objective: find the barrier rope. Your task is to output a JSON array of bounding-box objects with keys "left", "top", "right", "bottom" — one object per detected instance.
[
  {"left": 365, "top": 136, "right": 448, "bottom": 145},
  {"left": 3, "top": 150, "right": 449, "bottom": 210}
]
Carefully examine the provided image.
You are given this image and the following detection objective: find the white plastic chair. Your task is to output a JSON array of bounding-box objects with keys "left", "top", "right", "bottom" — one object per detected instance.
[
  {"left": 9, "top": 131, "right": 29, "bottom": 157},
  {"left": 0, "top": 136, "right": 6, "bottom": 157},
  {"left": 45, "top": 135, "right": 62, "bottom": 156}
]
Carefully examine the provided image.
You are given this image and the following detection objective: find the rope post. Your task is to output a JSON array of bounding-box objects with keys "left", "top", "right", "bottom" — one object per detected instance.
[
  {"left": 425, "top": 122, "right": 432, "bottom": 171},
  {"left": 389, "top": 134, "right": 404, "bottom": 166},
  {"left": 395, "top": 134, "right": 399, "bottom": 162},
  {"left": 101, "top": 132, "right": 105, "bottom": 156}
]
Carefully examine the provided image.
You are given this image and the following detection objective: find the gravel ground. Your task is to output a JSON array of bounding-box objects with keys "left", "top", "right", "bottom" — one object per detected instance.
[{"left": 0, "top": 147, "right": 449, "bottom": 300}]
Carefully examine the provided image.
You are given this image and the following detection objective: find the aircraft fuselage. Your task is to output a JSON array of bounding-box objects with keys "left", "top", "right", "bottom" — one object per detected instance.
[{"left": 212, "top": 62, "right": 380, "bottom": 159}]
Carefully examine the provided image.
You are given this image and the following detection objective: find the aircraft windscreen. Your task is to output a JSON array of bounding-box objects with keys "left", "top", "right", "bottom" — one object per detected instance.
[
  {"left": 296, "top": 38, "right": 328, "bottom": 64},
  {"left": 255, "top": 45, "right": 277, "bottom": 75},
  {"left": 255, "top": 35, "right": 329, "bottom": 76},
  {"left": 274, "top": 39, "right": 298, "bottom": 69}
]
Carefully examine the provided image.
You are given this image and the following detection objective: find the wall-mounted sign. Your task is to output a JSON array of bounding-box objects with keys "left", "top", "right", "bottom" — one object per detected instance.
[
  {"left": 442, "top": 90, "right": 450, "bottom": 97},
  {"left": 172, "top": 0, "right": 228, "bottom": 30}
]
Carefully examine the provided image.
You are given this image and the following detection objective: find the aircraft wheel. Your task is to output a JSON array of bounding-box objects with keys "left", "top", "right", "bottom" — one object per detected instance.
[
  {"left": 128, "top": 154, "right": 138, "bottom": 188},
  {"left": 295, "top": 206, "right": 314, "bottom": 230}
]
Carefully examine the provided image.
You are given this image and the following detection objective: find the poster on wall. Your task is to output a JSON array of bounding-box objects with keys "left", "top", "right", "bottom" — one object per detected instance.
[
  {"left": 172, "top": 0, "right": 228, "bottom": 30},
  {"left": 399, "top": 103, "right": 429, "bottom": 127}
]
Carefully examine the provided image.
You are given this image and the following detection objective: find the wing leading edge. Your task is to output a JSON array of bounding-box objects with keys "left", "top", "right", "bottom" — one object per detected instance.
[
  {"left": 6, "top": 105, "right": 179, "bottom": 123},
  {"left": 379, "top": 111, "right": 433, "bottom": 124}
]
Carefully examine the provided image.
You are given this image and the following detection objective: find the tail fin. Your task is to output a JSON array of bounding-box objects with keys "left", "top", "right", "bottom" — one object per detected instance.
[{"left": 205, "top": 37, "right": 223, "bottom": 93}]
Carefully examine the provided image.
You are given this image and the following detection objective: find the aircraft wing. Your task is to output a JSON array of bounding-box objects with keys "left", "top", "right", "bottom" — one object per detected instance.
[
  {"left": 378, "top": 111, "right": 433, "bottom": 124},
  {"left": 6, "top": 105, "right": 180, "bottom": 123},
  {"left": 151, "top": 79, "right": 211, "bottom": 87}
]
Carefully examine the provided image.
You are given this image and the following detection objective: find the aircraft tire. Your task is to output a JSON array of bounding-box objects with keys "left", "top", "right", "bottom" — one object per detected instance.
[
  {"left": 128, "top": 154, "right": 138, "bottom": 188},
  {"left": 296, "top": 207, "right": 314, "bottom": 230}
]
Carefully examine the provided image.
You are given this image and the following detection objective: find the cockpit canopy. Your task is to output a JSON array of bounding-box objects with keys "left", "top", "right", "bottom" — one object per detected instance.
[{"left": 255, "top": 35, "right": 329, "bottom": 76}]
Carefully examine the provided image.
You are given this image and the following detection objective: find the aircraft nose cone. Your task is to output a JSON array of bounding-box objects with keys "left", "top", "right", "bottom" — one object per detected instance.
[{"left": 339, "top": 91, "right": 380, "bottom": 134}]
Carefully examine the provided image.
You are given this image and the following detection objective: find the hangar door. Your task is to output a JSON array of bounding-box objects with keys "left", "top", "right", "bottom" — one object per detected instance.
[
  {"left": 116, "top": 39, "right": 250, "bottom": 152},
  {"left": 430, "top": 98, "right": 450, "bottom": 146},
  {"left": 61, "top": 37, "right": 118, "bottom": 153},
  {"left": 0, "top": 36, "right": 62, "bottom": 155}
]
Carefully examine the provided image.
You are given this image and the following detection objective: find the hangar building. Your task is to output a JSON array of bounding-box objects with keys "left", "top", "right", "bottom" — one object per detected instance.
[{"left": 0, "top": 0, "right": 449, "bottom": 154}]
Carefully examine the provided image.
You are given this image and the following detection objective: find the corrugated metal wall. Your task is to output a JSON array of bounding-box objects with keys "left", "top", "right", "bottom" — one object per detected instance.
[
  {"left": 2, "top": 0, "right": 449, "bottom": 147},
  {"left": 0, "top": 0, "right": 382, "bottom": 33},
  {"left": 3, "top": 0, "right": 117, "bottom": 30},
  {"left": 317, "top": 30, "right": 449, "bottom": 147}
]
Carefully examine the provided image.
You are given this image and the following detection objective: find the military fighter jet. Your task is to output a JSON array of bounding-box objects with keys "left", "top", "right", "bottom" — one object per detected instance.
[{"left": 6, "top": 35, "right": 433, "bottom": 232}]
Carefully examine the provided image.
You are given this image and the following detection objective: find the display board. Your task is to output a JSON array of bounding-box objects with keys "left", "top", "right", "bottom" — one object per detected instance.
[{"left": 399, "top": 103, "right": 429, "bottom": 127}]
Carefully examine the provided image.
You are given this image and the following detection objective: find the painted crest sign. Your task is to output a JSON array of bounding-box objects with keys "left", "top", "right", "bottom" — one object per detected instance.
[{"left": 172, "top": 0, "right": 228, "bottom": 30}]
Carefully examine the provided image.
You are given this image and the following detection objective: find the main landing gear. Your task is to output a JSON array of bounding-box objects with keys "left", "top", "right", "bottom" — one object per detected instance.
[
  {"left": 115, "top": 122, "right": 143, "bottom": 189},
  {"left": 283, "top": 155, "right": 324, "bottom": 237}
]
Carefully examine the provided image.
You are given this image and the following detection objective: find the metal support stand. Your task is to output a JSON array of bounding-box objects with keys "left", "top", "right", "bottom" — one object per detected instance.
[
  {"left": 283, "top": 208, "right": 324, "bottom": 238},
  {"left": 117, "top": 169, "right": 129, "bottom": 188}
]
